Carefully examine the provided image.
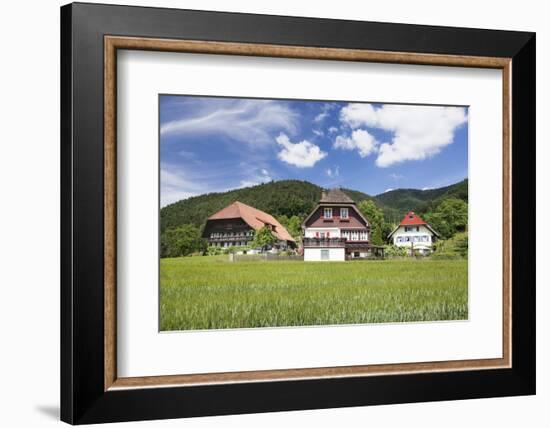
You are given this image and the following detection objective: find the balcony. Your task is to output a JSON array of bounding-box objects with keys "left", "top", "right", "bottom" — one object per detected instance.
[
  {"left": 207, "top": 236, "right": 253, "bottom": 243},
  {"left": 302, "top": 237, "right": 347, "bottom": 248}
]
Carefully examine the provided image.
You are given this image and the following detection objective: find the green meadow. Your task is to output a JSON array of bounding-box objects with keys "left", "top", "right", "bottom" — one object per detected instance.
[{"left": 160, "top": 256, "right": 468, "bottom": 331}]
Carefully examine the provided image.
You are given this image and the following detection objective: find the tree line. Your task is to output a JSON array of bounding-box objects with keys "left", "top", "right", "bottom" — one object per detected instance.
[{"left": 160, "top": 196, "right": 468, "bottom": 258}]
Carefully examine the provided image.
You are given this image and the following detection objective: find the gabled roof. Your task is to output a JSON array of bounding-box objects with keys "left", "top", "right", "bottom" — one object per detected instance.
[
  {"left": 207, "top": 201, "right": 295, "bottom": 242},
  {"left": 320, "top": 188, "right": 355, "bottom": 204},
  {"left": 399, "top": 211, "right": 427, "bottom": 226},
  {"left": 387, "top": 211, "right": 440, "bottom": 239},
  {"left": 301, "top": 188, "right": 370, "bottom": 228}
]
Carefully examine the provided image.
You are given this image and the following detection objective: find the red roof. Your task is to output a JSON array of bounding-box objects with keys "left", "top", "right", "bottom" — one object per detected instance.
[
  {"left": 399, "top": 211, "right": 427, "bottom": 226},
  {"left": 207, "top": 201, "right": 295, "bottom": 242}
]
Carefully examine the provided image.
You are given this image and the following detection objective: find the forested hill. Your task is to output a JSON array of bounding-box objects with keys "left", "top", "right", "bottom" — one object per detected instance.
[
  {"left": 375, "top": 179, "right": 468, "bottom": 216},
  {"left": 160, "top": 178, "right": 467, "bottom": 233},
  {"left": 161, "top": 180, "right": 376, "bottom": 233}
]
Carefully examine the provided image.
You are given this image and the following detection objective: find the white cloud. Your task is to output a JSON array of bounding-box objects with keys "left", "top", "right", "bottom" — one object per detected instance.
[
  {"left": 312, "top": 129, "right": 324, "bottom": 137},
  {"left": 326, "top": 165, "right": 340, "bottom": 178},
  {"left": 178, "top": 150, "right": 196, "bottom": 159},
  {"left": 384, "top": 188, "right": 395, "bottom": 193},
  {"left": 161, "top": 99, "right": 298, "bottom": 145},
  {"left": 422, "top": 186, "right": 434, "bottom": 191},
  {"left": 239, "top": 169, "right": 272, "bottom": 188},
  {"left": 160, "top": 167, "right": 197, "bottom": 207},
  {"left": 314, "top": 103, "right": 337, "bottom": 123},
  {"left": 333, "top": 129, "right": 378, "bottom": 158},
  {"left": 314, "top": 111, "right": 329, "bottom": 123},
  {"left": 328, "top": 126, "right": 338, "bottom": 134},
  {"left": 389, "top": 173, "right": 404, "bottom": 180},
  {"left": 276, "top": 133, "right": 327, "bottom": 168},
  {"left": 340, "top": 103, "right": 467, "bottom": 167}
]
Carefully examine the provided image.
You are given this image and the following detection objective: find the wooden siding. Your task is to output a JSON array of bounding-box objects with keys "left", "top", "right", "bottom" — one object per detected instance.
[{"left": 304, "top": 205, "right": 368, "bottom": 229}]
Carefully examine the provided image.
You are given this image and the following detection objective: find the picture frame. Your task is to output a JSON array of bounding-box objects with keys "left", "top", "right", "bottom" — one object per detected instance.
[{"left": 60, "top": 2, "right": 535, "bottom": 424}]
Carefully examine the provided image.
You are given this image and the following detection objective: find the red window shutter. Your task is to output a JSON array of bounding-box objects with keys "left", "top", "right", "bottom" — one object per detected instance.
[
  {"left": 327, "top": 232, "right": 330, "bottom": 238},
  {"left": 316, "top": 232, "right": 319, "bottom": 237}
]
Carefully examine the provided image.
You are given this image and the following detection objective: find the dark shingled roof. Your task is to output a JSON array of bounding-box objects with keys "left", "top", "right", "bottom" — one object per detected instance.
[{"left": 320, "top": 188, "right": 355, "bottom": 204}]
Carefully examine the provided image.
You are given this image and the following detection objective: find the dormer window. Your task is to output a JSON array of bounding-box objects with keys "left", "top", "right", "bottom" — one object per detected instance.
[
  {"left": 324, "top": 208, "right": 333, "bottom": 219},
  {"left": 340, "top": 207, "right": 349, "bottom": 219}
]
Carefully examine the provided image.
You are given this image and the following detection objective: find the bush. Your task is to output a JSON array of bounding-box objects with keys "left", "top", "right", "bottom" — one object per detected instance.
[
  {"left": 384, "top": 245, "right": 409, "bottom": 257},
  {"left": 206, "top": 246, "right": 224, "bottom": 256},
  {"left": 160, "top": 224, "right": 206, "bottom": 258},
  {"left": 432, "top": 232, "right": 468, "bottom": 259},
  {"left": 223, "top": 245, "right": 251, "bottom": 255}
]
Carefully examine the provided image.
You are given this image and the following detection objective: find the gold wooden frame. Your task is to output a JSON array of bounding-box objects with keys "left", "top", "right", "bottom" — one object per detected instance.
[{"left": 104, "top": 36, "right": 512, "bottom": 391}]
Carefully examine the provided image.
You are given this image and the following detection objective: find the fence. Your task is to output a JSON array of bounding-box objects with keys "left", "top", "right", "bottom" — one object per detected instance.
[{"left": 230, "top": 253, "right": 304, "bottom": 262}]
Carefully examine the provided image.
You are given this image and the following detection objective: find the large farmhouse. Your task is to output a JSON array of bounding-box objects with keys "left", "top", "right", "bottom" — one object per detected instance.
[
  {"left": 202, "top": 201, "right": 295, "bottom": 250},
  {"left": 302, "top": 189, "right": 382, "bottom": 261},
  {"left": 387, "top": 211, "right": 439, "bottom": 255}
]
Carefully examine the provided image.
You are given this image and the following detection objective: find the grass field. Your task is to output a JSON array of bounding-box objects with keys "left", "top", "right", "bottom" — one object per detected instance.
[{"left": 160, "top": 256, "right": 468, "bottom": 331}]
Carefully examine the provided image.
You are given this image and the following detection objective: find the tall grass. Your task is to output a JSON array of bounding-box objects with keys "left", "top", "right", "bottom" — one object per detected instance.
[{"left": 160, "top": 256, "right": 468, "bottom": 331}]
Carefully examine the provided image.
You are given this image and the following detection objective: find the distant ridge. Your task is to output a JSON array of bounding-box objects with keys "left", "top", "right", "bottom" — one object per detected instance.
[
  {"left": 375, "top": 179, "right": 468, "bottom": 214},
  {"left": 160, "top": 179, "right": 468, "bottom": 233}
]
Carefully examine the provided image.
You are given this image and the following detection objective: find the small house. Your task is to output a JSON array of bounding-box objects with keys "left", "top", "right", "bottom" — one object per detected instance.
[{"left": 387, "top": 211, "right": 439, "bottom": 255}]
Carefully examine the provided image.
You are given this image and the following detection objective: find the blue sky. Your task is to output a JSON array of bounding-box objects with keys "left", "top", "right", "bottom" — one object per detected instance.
[{"left": 160, "top": 95, "right": 468, "bottom": 207}]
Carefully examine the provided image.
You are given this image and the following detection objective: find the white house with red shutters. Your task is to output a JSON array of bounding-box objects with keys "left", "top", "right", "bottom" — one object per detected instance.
[
  {"left": 387, "top": 211, "right": 440, "bottom": 255},
  {"left": 302, "top": 188, "right": 384, "bottom": 261}
]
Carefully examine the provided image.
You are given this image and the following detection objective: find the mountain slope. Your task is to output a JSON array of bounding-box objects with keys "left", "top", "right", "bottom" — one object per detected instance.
[
  {"left": 160, "top": 179, "right": 467, "bottom": 232},
  {"left": 374, "top": 179, "right": 468, "bottom": 215},
  {"left": 161, "top": 180, "right": 320, "bottom": 232}
]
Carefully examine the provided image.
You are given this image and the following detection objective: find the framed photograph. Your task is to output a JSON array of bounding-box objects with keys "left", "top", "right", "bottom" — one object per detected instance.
[{"left": 61, "top": 2, "right": 535, "bottom": 424}]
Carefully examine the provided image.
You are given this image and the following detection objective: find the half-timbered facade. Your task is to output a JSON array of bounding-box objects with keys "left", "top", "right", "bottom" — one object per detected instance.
[
  {"left": 302, "top": 189, "right": 379, "bottom": 261},
  {"left": 202, "top": 201, "right": 296, "bottom": 250}
]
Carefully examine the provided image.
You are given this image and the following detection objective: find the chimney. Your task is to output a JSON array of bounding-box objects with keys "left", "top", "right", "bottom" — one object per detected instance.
[{"left": 321, "top": 189, "right": 327, "bottom": 200}]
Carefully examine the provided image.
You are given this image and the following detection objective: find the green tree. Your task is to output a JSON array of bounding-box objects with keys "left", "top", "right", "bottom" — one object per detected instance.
[
  {"left": 277, "top": 214, "right": 303, "bottom": 243},
  {"left": 251, "top": 226, "right": 277, "bottom": 251},
  {"left": 358, "top": 200, "right": 385, "bottom": 245},
  {"left": 160, "top": 224, "right": 206, "bottom": 258},
  {"left": 424, "top": 198, "right": 468, "bottom": 239},
  {"left": 432, "top": 231, "right": 468, "bottom": 259},
  {"left": 287, "top": 215, "right": 303, "bottom": 243},
  {"left": 277, "top": 215, "right": 290, "bottom": 228}
]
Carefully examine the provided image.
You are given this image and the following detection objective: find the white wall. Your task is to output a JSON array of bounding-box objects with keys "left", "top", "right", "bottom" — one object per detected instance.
[
  {"left": 304, "top": 247, "right": 346, "bottom": 261},
  {"left": 0, "top": 1, "right": 547, "bottom": 428},
  {"left": 392, "top": 225, "right": 434, "bottom": 247},
  {"left": 304, "top": 227, "right": 341, "bottom": 238}
]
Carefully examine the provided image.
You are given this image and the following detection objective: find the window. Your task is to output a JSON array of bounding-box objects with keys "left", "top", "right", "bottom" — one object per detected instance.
[
  {"left": 405, "top": 226, "right": 411, "bottom": 232},
  {"left": 340, "top": 207, "right": 349, "bottom": 219},
  {"left": 324, "top": 208, "right": 332, "bottom": 219},
  {"left": 321, "top": 249, "right": 329, "bottom": 260},
  {"left": 320, "top": 232, "right": 326, "bottom": 239}
]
